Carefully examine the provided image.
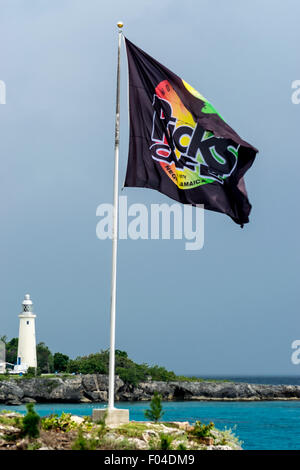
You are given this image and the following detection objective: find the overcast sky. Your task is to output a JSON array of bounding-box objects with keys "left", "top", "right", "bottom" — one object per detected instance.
[{"left": 0, "top": 0, "right": 299, "bottom": 376}]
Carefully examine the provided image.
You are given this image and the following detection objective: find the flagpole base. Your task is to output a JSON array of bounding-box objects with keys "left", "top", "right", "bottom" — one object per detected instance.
[{"left": 92, "top": 408, "right": 129, "bottom": 426}]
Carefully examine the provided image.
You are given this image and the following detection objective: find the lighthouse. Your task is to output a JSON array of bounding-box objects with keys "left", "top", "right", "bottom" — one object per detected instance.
[{"left": 15, "top": 294, "right": 37, "bottom": 372}]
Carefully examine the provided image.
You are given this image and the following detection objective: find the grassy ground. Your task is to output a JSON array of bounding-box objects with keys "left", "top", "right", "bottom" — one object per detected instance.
[{"left": 0, "top": 373, "right": 73, "bottom": 381}]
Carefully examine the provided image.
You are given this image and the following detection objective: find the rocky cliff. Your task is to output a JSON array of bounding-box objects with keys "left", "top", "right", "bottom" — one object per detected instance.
[{"left": 1, "top": 375, "right": 300, "bottom": 405}]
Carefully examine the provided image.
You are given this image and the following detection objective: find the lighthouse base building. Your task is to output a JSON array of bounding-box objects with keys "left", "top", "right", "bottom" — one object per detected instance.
[{"left": 13, "top": 294, "right": 37, "bottom": 373}]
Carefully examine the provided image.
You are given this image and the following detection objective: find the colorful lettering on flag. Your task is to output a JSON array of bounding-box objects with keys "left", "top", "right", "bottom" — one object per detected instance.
[{"left": 124, "top": 38, "right": 258, "bottom": 226}]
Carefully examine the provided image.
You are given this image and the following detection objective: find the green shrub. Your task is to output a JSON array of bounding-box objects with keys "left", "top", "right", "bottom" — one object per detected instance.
[
  {"left": 72, "top": 428, "right": 98, "bottom": 450},
  {"left": 22, "top": 403, "right": 40, "bottom": 438},
  {"left": 144, "top": 391, "right": 164, "bottom": 422},
  {"left": 159, "top": 433, "right": 173, "bottom": 450},
  {"left": 217, "top": 426, "right": 242, "bottom": 448},
  {"left": 41, "top": 414, "right": 59, "bottom": 431},
  {"left": 95, "top": 413, "right": 107, "bottom": 438},
  {"left": 177, "top": 442, "right": 187, "bottom": 450},
  {"left": 27, "top": 442, "right": 42, "bottom": 450},
  {"left": 147, "top": 365, "right": 177, "bottom": 382},
  {"left": 41, "top": 412, "right": 77, "bottom": 432},
  {"left": 192, "top": 420, "right": 214, "bottom": 438},
  {"left": 25, "top": 367, "right": 36, "bottom": 378}
]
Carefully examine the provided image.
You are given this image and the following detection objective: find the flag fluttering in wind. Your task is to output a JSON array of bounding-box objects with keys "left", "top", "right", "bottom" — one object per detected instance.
[{"left": 124, "top": 38, "right": 258, "bottom": 226}]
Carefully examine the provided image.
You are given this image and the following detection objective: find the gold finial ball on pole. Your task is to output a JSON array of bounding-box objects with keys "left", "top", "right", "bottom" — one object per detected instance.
[{"left": 117, "top": 21, "right": 124, "bottom": 29}]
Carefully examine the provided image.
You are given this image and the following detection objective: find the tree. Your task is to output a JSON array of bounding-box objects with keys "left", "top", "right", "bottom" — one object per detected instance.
[
  {"left": 144, "top": 391, "right": 165, "bottom": 422},
  {"left": 116, "top": 367, "right": 139, "bottom": 387},
  {"left": 0, "top": 337, "right": 199, "bottom": 385},
  {"left": 53, "top": 352, "right": 69, "bottom": 372},
  {"left": 5, "top": 338, "right": 18, "bottom": 364},
  {"left": 36, "top": 342, "right": 54, "bottom": 373},
  {"left": 147, "top": 365, "right": 177, "bottom": 381},
  {"left": 67, "top": 353, "right": 107, "bottom": 375},
  {"left": 23, "top": 403, "right": 40, "bottom": 438}
]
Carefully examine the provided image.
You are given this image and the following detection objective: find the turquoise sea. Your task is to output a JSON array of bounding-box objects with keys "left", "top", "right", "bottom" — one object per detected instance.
[{"left": 1, "top": 400, "right": 300, "bottom": 450}]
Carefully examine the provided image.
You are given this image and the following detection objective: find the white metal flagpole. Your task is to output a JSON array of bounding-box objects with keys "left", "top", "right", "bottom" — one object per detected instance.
[{"left": 108, "top": 21, "right": 123, "bottom": 410}]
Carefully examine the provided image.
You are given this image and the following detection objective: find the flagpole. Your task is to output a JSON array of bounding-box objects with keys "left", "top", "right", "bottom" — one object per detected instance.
[{"left": 108, "top": 22, "right": 123, "bottom": 411}]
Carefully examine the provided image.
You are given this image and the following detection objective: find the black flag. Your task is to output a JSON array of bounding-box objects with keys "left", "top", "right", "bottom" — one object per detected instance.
[{"left": 124, "top": 38, "right": 258, "bottom": 226}]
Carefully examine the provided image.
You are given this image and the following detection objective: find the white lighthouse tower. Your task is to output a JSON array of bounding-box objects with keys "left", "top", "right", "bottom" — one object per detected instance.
[{"left": 15, "top": 294, "right": 37, "bottom": 373}]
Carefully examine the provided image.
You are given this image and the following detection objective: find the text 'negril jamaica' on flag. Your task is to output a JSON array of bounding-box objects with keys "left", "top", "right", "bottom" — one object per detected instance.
[{"left": 123, "top": 37, "right": 258, "bottom": 227}]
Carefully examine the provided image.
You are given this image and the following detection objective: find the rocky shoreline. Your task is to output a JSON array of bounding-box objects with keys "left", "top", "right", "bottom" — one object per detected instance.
[
  {"left": 0, "top": 411, "right": 241, "bottom": 450},
  {"left": 1, "top": 375, "right": 300, "bottom": 405}
]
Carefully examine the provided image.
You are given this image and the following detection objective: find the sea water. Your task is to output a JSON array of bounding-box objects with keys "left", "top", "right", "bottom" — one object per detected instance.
[{"left": 1, "top": 400, "right": 300, "bottom": 450}]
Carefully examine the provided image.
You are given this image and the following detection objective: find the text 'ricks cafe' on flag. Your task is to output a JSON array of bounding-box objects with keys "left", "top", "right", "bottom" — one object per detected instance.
[{"left": 123, "top": 38, "right": 258, "bottom": 227}]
